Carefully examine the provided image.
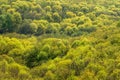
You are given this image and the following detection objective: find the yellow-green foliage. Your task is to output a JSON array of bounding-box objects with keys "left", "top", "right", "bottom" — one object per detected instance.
[{"left": 0, "top": 0, "right": 120, "bottom": 80}]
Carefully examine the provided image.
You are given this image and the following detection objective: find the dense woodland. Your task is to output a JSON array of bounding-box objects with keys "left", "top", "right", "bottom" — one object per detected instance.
[{"left": 0, "top": 0, "right": 120, "bottom": 80}]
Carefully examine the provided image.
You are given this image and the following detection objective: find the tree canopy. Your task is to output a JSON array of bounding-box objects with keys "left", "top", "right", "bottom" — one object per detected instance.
[{"left": 0, "top": 0, "right": 120, "bottom": 80}]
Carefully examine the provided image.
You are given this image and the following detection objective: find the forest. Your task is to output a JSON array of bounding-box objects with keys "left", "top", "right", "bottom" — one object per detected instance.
[{"left": 0, "top": 0, "right": 120, "bottom": 80}]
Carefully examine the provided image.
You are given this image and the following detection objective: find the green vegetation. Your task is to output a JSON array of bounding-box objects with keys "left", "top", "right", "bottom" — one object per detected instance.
[{"left": 0, "top": 0, "right": 120, "bottom": 80}]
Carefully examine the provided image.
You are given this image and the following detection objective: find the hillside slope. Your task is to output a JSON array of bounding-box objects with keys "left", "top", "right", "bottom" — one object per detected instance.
[{"left": 0, "top": 0, "right": 120, "bottom": 80}]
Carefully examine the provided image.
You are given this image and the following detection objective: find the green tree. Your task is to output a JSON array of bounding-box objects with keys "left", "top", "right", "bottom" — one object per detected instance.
[
  {"left": 19, "top": 19, "right": 37, "bottom": 34},
  {"left": 116, "top": 21, "right": 120, "bottom": 28},
  {"left": 53, "top": 12, "right": 61, "bottom": 22},
  {"left": 66, "top": 11, "right": 76, "bottom": 18},
  {"left": 44, "top": 71, "right": 55, "bottom": 80}
]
